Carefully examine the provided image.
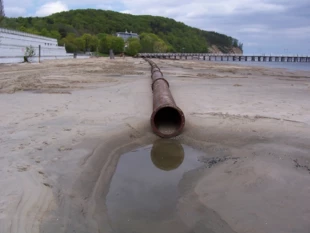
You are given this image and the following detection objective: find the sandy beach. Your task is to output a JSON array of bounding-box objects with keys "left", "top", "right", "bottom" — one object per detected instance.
[{"left": 0, "top": 57, "right": 310, "bottom": 233}]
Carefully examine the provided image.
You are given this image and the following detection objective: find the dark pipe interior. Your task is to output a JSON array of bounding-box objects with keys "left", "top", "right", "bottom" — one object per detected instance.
[{"left": 154, "top": 107, "right": 182, "bottom": 135}]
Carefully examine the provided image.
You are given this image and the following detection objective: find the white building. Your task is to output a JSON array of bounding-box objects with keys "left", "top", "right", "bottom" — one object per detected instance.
[
  {"left": 116, "top": 30, "right": 139, "bottom": 41},
  {"left": 0, "top": 28, "right": 72, "bottom": 64}
]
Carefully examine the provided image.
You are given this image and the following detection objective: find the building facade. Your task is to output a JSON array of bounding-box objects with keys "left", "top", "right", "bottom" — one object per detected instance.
[
  {"left": 0, "top": 28, "right": 72, "bottom": 64},
  {"left": 116, "top": 30, "right": 139, "bottom": 41}
]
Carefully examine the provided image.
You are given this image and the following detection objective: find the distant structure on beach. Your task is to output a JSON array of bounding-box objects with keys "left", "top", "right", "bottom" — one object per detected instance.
[
  {"left": 139, "top": 53, "right": 310, "bottom": 63},
  {"left": 116, "top": 30, "right": 139, "bottom": 41},
  {"left": 0, "top": 27, "right": 71, "bottom": 63}
]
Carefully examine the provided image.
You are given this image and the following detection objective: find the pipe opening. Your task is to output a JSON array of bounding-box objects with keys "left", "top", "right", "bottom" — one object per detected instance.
[{"left": 153, "top": 107, "right": 184, "bottom": 136}]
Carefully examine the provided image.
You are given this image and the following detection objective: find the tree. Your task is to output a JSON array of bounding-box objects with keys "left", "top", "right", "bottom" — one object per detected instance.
[
  {"left": 50, "top": 30, "right": 61, "bottom": 40},
  {"left": 89, "top": 35, "right": 99, "bottom": 52},
  {"left": 232, "top": 39, "right": 238, "bottom": 47},
  {"left": 99, "top": 35, "right": 113, "bottom": 54},
  {"left": 111, "top": 37, "right": 125, "bottom": 54},
  {"left": 61, "top": 33, "right": 75, "bottom": 46},
  {"left": 61, "top": 33, "right": 77, "bottom": 53},
  {"left": 40, "top": 28, "right": 50, "bottom": 37},
  {"left": 81, "top": 33, "right": 92, "bottom": 52},
  {"left": 153, "top": 40, "right": 168, "bottom": 53},
  {"left": 97, "top": 33, "right": 107, "bottom": 41},
  {"left": 99, "top": 35, "right": 124, "bottom": 54},
  {"left": 58, "top": 28, "right": 68, "bottom": 38},
  {"left": 0, "top": 0, "right": 4, "bottom": 23},
  {"left": 125, "top": 38, "right": 141, "bottom": 56},
  {"left": 64, "top": 43, "right": 77, "bottom": 53},
  {"left": 24, "top": 46, "right": 36, "bottom": 63},
  {"left": 74, "top": 38, "right": 85, "bottom": 52},
  {"left": 140, "top": 33, "right": 168, "bottom": 53},
  {"left": 140, "top": 33, "right": 155, "bottom": 53},
  {"left": 46, "top": 18, "right": 54, "bottom": 24}
]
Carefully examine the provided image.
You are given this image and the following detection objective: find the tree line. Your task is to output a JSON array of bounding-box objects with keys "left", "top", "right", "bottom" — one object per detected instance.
[
  {"left": 0, "top": 9, "right": 243, "bottom": 54},
  {"left": 58, "top": 32, "right": 169, "bottom": 56}
]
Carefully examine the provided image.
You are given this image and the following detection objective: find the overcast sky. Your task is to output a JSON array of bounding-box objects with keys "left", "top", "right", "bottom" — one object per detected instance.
[{"left": 3, "top": 0, "right": 310, "bottom": 54}]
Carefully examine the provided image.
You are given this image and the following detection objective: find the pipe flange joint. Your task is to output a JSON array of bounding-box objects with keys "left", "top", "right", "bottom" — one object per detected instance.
[{"left": 151, "top": 78, "right": 170, "bottom": 90}]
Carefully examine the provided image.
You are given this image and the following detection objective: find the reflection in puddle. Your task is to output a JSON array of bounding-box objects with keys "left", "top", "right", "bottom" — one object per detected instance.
[
  {"left": 106, "top": 140, "right": 205, "bottom": 233},
  {"left": 151, "top": 139, "right": 185, "bottom": 171}
]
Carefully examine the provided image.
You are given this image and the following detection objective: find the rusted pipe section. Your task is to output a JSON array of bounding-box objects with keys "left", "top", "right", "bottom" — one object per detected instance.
[{"left": 144, "top": 58, "right": 185, "bottom": 138}]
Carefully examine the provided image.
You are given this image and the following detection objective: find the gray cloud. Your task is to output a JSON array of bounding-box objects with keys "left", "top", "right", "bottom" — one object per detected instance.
[{"left": 181, "top": 1, "right": 310, "bottom": 54}]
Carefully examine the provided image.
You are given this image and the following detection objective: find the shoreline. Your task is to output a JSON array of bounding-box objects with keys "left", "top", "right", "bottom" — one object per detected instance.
[{"left": 0, "top": 58, "right": 310, "bottom": 233}]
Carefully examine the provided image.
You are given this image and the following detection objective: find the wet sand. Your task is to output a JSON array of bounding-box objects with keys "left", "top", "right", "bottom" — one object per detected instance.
[{"left": 0, "top": 58, "right": 310, "bottom": 233}]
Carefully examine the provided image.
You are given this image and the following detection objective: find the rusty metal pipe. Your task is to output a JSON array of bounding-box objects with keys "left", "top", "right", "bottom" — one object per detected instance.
[{"left": 144, "top": 58, "right": 185, "bottom": 138}]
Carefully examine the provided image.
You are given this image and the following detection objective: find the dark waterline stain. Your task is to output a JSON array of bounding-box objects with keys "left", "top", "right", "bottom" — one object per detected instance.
[{"left": 106, "top": 139, "right": 234, "bottom": 233}]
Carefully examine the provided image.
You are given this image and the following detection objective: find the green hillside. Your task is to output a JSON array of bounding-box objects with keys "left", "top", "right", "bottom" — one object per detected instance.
[{"left": 1, "top": 9, "right": 243, "bottom": 53}]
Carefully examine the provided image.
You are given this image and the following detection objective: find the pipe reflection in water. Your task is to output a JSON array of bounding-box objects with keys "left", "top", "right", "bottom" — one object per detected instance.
[
  {"left": 106, "top": 141, "right": 205, "bottom": 233},
  {"left": 151, "top": 139, "right": 184, "bottom": 171}
]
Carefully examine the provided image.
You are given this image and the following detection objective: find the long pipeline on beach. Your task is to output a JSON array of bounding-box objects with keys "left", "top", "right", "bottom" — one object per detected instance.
[{"left": 144, "top": 58, "right": 185, "bottom": 138}]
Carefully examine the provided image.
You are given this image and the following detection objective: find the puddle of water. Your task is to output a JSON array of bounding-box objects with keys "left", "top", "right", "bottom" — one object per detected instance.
[{"left": 106, "top": 139, "right": 205, "bottom": 233}]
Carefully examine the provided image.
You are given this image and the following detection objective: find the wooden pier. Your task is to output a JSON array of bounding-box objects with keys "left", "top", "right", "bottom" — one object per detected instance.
[{"left": 138, "top": 53, "right": 310, "bottom": 63}]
